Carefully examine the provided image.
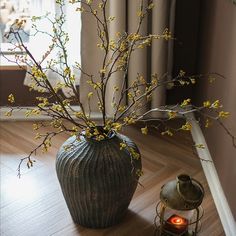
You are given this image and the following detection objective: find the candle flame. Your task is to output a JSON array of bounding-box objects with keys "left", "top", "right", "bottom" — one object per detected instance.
[{"left": 171, "top": 216, "right": 184, "bottom": 225}]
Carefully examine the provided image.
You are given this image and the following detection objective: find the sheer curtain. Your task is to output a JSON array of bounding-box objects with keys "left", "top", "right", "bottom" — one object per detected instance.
[
  {"left": 80, "top": 0, "right": 176, "bottom": 116},
  {"left": 24, "top": 0, "right": 81, "bottom": 97}
]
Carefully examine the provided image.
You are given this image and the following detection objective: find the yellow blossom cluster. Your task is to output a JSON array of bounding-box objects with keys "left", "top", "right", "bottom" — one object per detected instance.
[
  {"left": 128, "top": 147, "right": 140, "bottom": 160},
  {"left": 31, "top": 66, "right": 46, "bottom": 79},
  {"left": 168, "top": 111, "right": 177, "bottom": 119},
  {"left": 4, "top": 111, "right": 12, "bottom": 117},
  {"left": 141, "top": 126, "right": 148, "bottom": 135},
  {"left": 194, "top": 144, "right": 205, "bottom": 149},
  {"left": 161, "top": 130, "right": 173, "bottom": 136},
  {"left": 42, "top": 138, "right": 52, "bottom": 153},
  {"left": 218, "top": 111, "right": 230, "bottom": 118},
  {"left": 8, "top": 94, "right": 15, "bottom": 103},
  {"left": 181, "top": 122, "right": 192, "bottom": 131},
  {"left": 123, "top": 117, "right": 136, "bottom": 125},
  {"left": 136, "top": 169, "right": 144, "bottom": 177},
  {"left": 25, "top": 109, "right": 41, "bottom": 117},
  {"left": 180, "top": 98, "right": 191, "bottom": 107}
]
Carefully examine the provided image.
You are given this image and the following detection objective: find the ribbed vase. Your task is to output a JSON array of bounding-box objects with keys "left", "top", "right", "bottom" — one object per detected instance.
[{"left": 55, "top": 132, "right": 142, "bottom": 228}]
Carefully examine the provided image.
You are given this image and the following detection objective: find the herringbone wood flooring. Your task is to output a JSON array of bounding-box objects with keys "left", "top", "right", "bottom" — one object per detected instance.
[{"left": 0, "top": 121, "right": 225, "bottom": 236}]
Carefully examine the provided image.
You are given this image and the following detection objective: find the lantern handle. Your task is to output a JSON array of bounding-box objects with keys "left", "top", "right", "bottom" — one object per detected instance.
[{"left": 177, "top": 177, "right": 205, "bottom": 203}]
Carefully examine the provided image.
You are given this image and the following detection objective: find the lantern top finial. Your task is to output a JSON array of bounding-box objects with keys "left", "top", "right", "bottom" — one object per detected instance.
[{"left": 160, "top": 174, "right": 204, "bottom": 210}]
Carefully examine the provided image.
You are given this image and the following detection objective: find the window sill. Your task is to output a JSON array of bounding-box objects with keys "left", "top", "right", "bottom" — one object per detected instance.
[{"left": 0, "top": 55, "right": 26, "bottom": 71}]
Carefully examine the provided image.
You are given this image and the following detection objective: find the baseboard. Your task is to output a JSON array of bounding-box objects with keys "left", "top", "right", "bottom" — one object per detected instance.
[{"left": 187, "top": 113, "right": 236, "bottom": 236}]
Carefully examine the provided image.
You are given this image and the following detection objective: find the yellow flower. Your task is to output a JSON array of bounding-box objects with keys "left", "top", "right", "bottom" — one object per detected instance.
[
  {"left": 118, "top": 105, "right": 126, "bottom": 112},
  {"left": 113, "top": 86, "right": 119, "bottom": 91},
  {"left": 35, "top": 133, "right": 42, "bottom": 140},
  {"left": 127, "top": 92, "right": 133, "bottom": 100},
  {"left": 63, "top": 144, "right": 73, "bottom": 151},
  {"left": 181, "top": 122, "right": 192, "bottom": 131},
  {"left": 203, "top": 100, "right": 211, "bottom": 108},
  {"left": 147, "top": 3, "right": 155, "bottom": 9},
  {"left": 93, "top": 82, "right": 102, "bottom": 90},
  {"left": 119, "top": 41, "right": 127, "bottom": 52},
  {"left": 96, "top": 135, "right": 105, "bottom": 141},
  {"left": 162, "top": 28, "right": 172, "bottom": 40},
  {"left": 211, "top": 100, "right": 221, "bottom": 109},
  {"left": 64, "top": 67, "right": 71, "bottom": 76},
  {"left": 98, "top": 3, "right": 103, "bottom": 8},
  {"left": 205, "top": 118, "right": 211, "bottom": 128},
  {"left": 120, "top": 142, "right": 127, "bottom": 150},
  {"left": 8, "top": 94, "right": 15, "bottom": 103},
  {"left": 116, "top": 32, "right": 121, "bottom": 38},
  {"left": 4, "top": 111, "right": 12, "bottom": 117},
  {"left": 108, "top": 16, "right": 115, "bottom": 22},
  {"left": 179, "top": 80, "right": 186, "bottom": 86},
  {"left": 179, "top": 70, "right": 186, "bottom": 77},
  {"left": 74, "top": 111, "right": 83, "bottom": 118},
  {"left": 190, "top": 78, "right": 196, "bottom": 84},
  {"left": 128, "top": 147, "right": 140, "bottom": 160},
  {"left": 85, "top": 128, "right": 92, "bottom": 138},
  {"left": 137, "top": 10, "right": 144, "bottom": 18},
  {"left": 161, "top": 130, "right": 173, "bottom": 136},
  {"left": 25, "top": 109, "right": 41, "bottom": 117},
  {"left": 127, "top": 33, "right": 141, "bottom": 41},
  {"left": 208, "top": 76, "right": 216, "bottom": 83},
  {"left": 32, "top": 123, "right": 40, "bottom": 130},
  {"left": 109, "top": 40, "right": 116, "bottom": 50},
  {"left": 97, "top": 43, "right": 105, "bottom": 50},
  {"left": 194, "top": 144, "right": 205, "bottom": 149},
  {"left": 180, "top": 98, "right": 191, "bottom": 107},
  {"left": 141, "top": 126, "right": 148, "bottom": 135},
  {"left": 112, "top": 123, "right": 122, "bottom": 132},
  {"left": 168, "top": 111, "right": 177, "bottom": 119},
  {"left": 123, "top": 117, "right": 135, "bottom": 125},
  {"left": 136, "top": 169, "right": 143, "bottom": 177},
  {"left": 88, "top": 92, "right": 93, "bottom": 98},
  {"left": 100, "top": 68, "right": 106, "bottom": 74},
  {"left": 52, "top": 104, "right": 63, "bottom": 112},
  {"left": 218, "top": 111, "right": 230, "bottom": 118}
]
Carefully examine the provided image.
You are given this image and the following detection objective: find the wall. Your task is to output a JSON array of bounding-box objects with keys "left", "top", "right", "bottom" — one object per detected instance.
[{"left": 197, "top": 0, "right": 236, "bottom": 219}]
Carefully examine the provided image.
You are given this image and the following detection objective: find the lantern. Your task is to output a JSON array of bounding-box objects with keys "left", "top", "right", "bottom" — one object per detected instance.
[{"left": 155, "top": 174, "right": 204, "bottom": 236}]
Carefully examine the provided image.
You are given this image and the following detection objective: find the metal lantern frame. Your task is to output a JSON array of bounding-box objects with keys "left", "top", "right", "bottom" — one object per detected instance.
[
  {"left": 154, "top": 174, "right": 205, "bottom": 236},
  {"left": 155, "top": 201, "right": 204, "bottom": 236}
]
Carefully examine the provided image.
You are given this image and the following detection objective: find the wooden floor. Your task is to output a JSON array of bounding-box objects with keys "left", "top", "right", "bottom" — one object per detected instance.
[{"left": 0, "top": 121, "right": 225, "bottom": 236}]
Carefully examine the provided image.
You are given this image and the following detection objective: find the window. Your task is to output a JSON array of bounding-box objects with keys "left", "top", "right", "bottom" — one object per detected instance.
[
  {"left": 0, "top": 0, "right": 81, "bottom": 69},
  {"left": 0, "top": 0, "right": 31, "bottom": 53},
  {"left": 0, "top": 0, "right": 57, "bottom": 54}
]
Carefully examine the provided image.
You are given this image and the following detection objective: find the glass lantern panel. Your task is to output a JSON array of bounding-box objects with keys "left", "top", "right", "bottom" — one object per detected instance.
[{"left": 162, "top": 207, "right": 195, "bottom": 222}]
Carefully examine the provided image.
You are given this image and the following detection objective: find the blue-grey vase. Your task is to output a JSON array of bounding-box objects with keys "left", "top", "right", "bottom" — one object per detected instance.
[{"left": 55, "top": 132, "right": 141, "bottom": 228}]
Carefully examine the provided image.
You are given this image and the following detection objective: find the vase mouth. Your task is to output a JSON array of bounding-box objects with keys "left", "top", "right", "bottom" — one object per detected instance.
[{"left": 81, "top": 126, "right": 117, "bottom": 142}]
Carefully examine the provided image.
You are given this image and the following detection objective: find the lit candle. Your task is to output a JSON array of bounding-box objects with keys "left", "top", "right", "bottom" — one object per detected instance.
[
  {"left": 164, "top": 214, "right": 188, "bottom": 234},
  {"left": 170, "top": 216, "right": 185, "bottom": 225}
]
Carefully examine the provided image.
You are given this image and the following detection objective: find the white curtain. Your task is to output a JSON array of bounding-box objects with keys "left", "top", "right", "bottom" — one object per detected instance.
[
  {"left": 80, "top": 0, "right": 176, "bottom": 116},
  {"left": 24, "top": 0, "right": 81, "bottom": 96}
]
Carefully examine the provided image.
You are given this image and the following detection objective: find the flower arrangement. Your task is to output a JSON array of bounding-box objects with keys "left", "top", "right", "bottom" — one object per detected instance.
[{"left": 2, "top": 0, "right": 235, "bottom": 176}]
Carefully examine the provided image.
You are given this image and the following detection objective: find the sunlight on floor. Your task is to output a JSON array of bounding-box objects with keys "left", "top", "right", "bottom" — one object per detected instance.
[{"left": 2, "top": 175, "right": 40, "bottom": 202}]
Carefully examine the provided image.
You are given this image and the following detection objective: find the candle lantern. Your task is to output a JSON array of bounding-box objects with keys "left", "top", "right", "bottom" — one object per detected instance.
[{"left": 155, "top": 174, "right": 204, "bottom": 236}]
